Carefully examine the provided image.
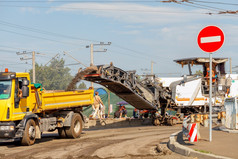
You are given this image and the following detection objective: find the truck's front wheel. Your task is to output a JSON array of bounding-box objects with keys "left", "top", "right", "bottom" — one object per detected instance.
[
  {"left": 65, "top": 113, "right": 82, "bottom": 138},
  {"left": 21, "top": 119, "right": 36, "bottom": 146}
]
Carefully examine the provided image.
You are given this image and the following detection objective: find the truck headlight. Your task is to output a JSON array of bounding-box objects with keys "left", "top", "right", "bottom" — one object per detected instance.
[{"left": 0, "top": 126, "right": 14, "bottom": 131}]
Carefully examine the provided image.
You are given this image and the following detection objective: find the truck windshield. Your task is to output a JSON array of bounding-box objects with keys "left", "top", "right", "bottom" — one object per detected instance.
[{"left": 0, "top": 80, "right": 11, "bottom": 99}]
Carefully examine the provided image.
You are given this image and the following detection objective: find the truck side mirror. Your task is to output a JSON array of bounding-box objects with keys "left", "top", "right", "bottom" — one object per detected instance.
[
  {"left": 22, "top": 86, "right": 29, "bottom": 98},
  {"left": 22, "top": 79, "right": 29, "bottom": 86}
]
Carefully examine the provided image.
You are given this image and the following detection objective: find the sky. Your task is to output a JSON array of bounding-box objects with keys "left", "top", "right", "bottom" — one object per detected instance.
[{"left": 1, "top": 0, "right": 238, "bottom": 84}]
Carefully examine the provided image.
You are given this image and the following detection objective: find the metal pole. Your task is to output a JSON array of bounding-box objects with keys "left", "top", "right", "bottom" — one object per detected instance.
[
  {"left": 45, "top": 53, "right": 59, "bottom": 66},
  {"left": 90, "top": 44, "right": 94, "bottom": 87},
  {"left": 32, "top": 51, "right": 36, "bottom": 83},
  {"left": 63, "top": 52, "right": 87, "bottom": 68},
  {"left": 151, "top": 61, "right": 154, "bottom": 74},
  {"left": 188, "top": 62, "right": 192, "bottom": 75},
  {"left": 90, "top": 44, "right": 94, "bottom": 66},
  {"left": 230, "top": 58, "right": 232, "bottom": 74},
  {"left": 108, "top": 90, "right": 110, "bottom": 118},
  {"left": 209, "top": 53, "right": 212, "bottom": 142}
]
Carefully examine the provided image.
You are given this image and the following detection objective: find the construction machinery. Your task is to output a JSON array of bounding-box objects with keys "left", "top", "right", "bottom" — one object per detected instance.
[
  {"left": 82, "top": 57, "right": 237, "bottom": 125},
  {"left": 83, "top": 64, "right": 176, "bottom": 125},
  {"left": 158, "top": 57, "right": 235, "bottom": 115},
  {"left": 0, "top": 69, "right": 94, "bottom": 145}
]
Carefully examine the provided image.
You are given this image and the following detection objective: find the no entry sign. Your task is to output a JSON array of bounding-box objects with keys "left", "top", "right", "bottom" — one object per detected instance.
[{"left": 197, "top": 26, "right": 224, "bottom": 53}]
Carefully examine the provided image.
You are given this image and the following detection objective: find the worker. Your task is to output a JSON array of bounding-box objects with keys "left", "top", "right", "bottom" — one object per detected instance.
[
  {"left": 119, "top": 105, "right": 127, "bottom": 118},
  {"left": 18, "top": 81, "right": 23, "bottom": 98},
  {"left": 206, "top": 67, "right": 216, "bottom": 83},
  {"left": 92, "top": 92, "right": 104, "bottom": 119},
  {"left": 133, "top": 108, "right": 139, "bottom": 118}
]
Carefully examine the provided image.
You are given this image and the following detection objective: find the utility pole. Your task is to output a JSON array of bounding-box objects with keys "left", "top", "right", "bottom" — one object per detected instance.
[
  {"left": 45, "top": 53, "right": 60, "bottom": 66},
  {"left": 32, "top": 51, "right": 35, "bottom": 83},
  {"left": 86, "top": 42, "right": 111, "bottom": 87},
  {"left": 16, "top": 51, "right": 36, "bottom": 83},
  {"left": 63, "top": 51, "right": 87, "bottom": 68},
  {"left": 90, "top": 44, "right": 94, "bottom": 66},
  {"left": 151, "top": 61, "right": 155, "bottom": 75},
  {"left": 87, "top": 42, "right": 111, "bottom": 66}
]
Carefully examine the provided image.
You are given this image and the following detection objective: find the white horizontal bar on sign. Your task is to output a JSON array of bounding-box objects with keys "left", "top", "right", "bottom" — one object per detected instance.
[{"left": 200, "top": 36, "right": 221, "bottom": 43}]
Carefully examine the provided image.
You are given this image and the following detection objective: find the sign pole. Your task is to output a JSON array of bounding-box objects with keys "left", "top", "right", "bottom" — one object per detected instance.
[
  {"left": 209, "top": 53, "right": 212, "bottom": 142},
  {"left": 197, "top": 25, "right": 224, "bottom": 142}
]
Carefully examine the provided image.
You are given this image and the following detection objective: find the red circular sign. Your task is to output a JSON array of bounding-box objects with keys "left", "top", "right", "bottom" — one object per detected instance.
[{"left": 197, "top": 26, "right": 224, "bottom": 53}]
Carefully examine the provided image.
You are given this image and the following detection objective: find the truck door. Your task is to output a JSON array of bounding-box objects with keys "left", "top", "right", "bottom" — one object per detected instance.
[{"left": 13, "top": 78, "right": 28, "bottom": 120}]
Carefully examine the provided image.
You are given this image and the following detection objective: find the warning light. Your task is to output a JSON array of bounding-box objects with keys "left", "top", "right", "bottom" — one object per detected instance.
[{"left": 5, "top": 68, "right": 8, "bottom": 72}]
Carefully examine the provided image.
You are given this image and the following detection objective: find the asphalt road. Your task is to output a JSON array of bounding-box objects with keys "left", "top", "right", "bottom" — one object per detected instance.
[{"left": 0, "top": 125, "right": 192, "bottom": 159}]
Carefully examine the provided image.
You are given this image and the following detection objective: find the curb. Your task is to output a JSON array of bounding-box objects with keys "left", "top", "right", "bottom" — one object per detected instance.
[
  {"left": 168, "top": 131, "right": 232, "bottom": 159},
  {"left": 218, "top": 126, "right": 238, "bottom": 134}
]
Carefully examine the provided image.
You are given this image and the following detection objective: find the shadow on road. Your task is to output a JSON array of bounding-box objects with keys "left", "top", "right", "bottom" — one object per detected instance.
[
  {"left": 0, "top": 132, "right": 59, "bottom": 147},
  {"left": 176, "top": 132, "right": 194, "bottom": 146}
]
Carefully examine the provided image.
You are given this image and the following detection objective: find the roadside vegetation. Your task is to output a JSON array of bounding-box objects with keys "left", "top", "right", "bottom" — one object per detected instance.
[{"left": 29, "top": 58, "right": 86, "bottom": 90}]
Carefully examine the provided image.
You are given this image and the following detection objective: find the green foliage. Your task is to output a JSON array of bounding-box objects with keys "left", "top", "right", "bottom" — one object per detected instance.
[
  {"left": 195, "top": 70, "right": 203, "bottom": 76},
  {"left": 29, "top": 58, "right": 73, "bottom": 90},
  {"left": 194, "top": 149, "right": 211, "bottom": 154},
  {"left": 78, "top": 82, "right": 87, "bottom": 89}
]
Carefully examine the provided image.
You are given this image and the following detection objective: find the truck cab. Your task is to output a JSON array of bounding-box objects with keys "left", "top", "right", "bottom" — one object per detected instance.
[{"left": 0, "top": 71, "right": 31, "bottom": 141}]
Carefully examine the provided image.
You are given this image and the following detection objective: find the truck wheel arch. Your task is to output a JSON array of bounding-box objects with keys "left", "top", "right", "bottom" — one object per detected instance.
[
  {"left": 63, "top": 111, "right": 85, "bottom": 127},
  {"left": 20, "top": 114, "right": 39, "bottom": 127},
  {"left": 17, "top": 114, "right": 41, "bottom": 139}
]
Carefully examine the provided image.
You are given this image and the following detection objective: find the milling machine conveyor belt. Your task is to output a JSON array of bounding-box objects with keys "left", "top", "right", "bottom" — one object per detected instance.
[{"left": 83, "top": 64, "right": 171, "bottom": 110}]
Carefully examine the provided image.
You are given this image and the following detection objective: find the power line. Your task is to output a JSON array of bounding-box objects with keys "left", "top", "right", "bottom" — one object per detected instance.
[
  {"left": 2, "top": 3, "right": 236, "bottom": 15},
  {"left": 189, "top": 0, "right": 238, "bottom": 6},
  {"left": 0, "top": 49, "right": 18, "bottom": 53},
  {"left": 0, "top": 20, "right": 99, "bottom": 43},
  {"left": 161, "top": 0, "right": 226, "bottom": 12},
  {"left": 2, "top": 0, "right": 238, "bottom": 8},
  {"left": 186, "top": 1, "right": 226, "bottom": 12},
  {"left": 0, "top": 44, "right": 33, "bottom": 51},
  {"left": 63, "top": 51, "right": 87, "bottom": 67},
  {"left": 161, "top": 0, "right": 238, "bottom": 15},
  {"left": 0, "top": 4, "right": 211, "bottom": 14},
  {"left": 113, "top": 44, "right": 174, "bottom": 60},
  {"left": 0, "top": 1, "right": 237, "bottom": 15},
  {"left": 0, "top": 0, "right": 161, "bottom": 2},
  {"left": 0, "top": 20, "right": 154, "bottom": 61},
  {"left": 0, "top": 28, "right": 86, "bottom": 46}
]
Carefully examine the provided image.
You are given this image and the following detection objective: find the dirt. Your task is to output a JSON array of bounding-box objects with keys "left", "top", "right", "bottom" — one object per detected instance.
[
  {"left": 0, "top": 125, "right": 193, "bottom": 159},
  {"left": 66, "top": 66, "right": 98, "bottom": 91}
]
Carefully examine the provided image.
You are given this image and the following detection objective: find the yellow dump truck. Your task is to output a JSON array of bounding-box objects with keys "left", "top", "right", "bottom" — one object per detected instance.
[{"left": 0, "top": 70, "right": 94, "bottom": 145}]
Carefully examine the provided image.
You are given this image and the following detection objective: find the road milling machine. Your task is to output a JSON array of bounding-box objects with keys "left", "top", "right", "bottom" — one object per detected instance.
[{"left": 82, "top": 57, "right": 237, "bottom": 125}]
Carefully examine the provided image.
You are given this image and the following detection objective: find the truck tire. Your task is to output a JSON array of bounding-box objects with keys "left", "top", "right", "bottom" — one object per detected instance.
[
  {"left": 58, "top": 128, "right": 67, "bottom": 138},
  {"left": 21, "top": 119, "right": 36, "bottom": 146},
  {"left": 65, "top": 113, "right": 83, "bottom": 138}
]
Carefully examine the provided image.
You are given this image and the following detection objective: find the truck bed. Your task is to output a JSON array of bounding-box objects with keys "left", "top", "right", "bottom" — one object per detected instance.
[{"left": 35, "top": 89, "right": 94, "bottom": 113}]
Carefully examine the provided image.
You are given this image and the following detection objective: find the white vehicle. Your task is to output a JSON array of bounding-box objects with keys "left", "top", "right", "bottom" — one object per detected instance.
[{"left": 157, "top": 57, "right": 238, "bottom": 114}]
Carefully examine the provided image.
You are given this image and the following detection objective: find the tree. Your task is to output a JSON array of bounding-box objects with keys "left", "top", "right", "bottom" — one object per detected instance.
[
  {"left": 29, "top": 58, "right": 73, "bottom": 90},
  {"left": 195, "top": 70, "right": 203, "bottom": 76},
  {"left": 78, "top": 82, "right": 87, "bottom": 89}
]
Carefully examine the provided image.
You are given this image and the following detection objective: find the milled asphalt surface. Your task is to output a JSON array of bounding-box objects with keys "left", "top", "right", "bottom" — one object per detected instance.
[{"left": 0, "top": 120, "right": 191, "bottom": 159}]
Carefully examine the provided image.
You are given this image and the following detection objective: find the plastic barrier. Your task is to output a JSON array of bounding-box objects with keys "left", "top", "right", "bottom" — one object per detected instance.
[{"left": 188, "top": 123, "right": 198, "bottom": 142}]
